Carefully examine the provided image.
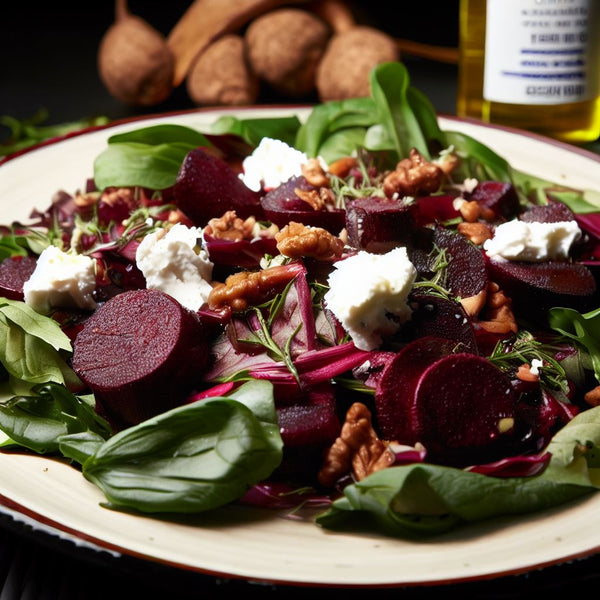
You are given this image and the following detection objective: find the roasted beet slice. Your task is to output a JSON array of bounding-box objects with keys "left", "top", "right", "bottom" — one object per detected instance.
[
  {"left": 374, "top": 336, "right": 461, "bottom": 443},
  {"left": 409, "top": 226, "right": 488, "bottom": 300},
  {"left": 411, "top": 194, "right": 460, "bottom": 227},
  {"left": 173, "top": 147, "right": 263, "bottom": 226},
  {"left": 519, "top": 200, "right": 575, "bottom": 223},
  {"left": 413, "top": 353, "right": 518, "bottom": 465},
  {"left": 260, "top": 176, "right": 345, "bottom": 233},
  {"left": 0, "top": 255, "right": 37, "bottom": 300},
  {"left": 466, "top": 181, "right": 521, "bottom": 221},
  {"left": 344, "top": 196, "right": 416, "bottom": 252},
  {"left": 72, "top": 289, "right": 210, "bottom": 428},
  {"left": 485, "top": 256, "right": 597, "bottom": 316},
  {"left": 401, "top": 292, "right": 478, "bottom": 352}
]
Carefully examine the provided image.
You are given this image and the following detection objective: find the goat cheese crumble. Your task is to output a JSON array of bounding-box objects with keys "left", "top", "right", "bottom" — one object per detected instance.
[
  {"left": 483, "top": 219, "right": 582, "bottom": 262},
  {"left": 136, "top": 223, "right": 214, "bottom": 312},
  {"left": 23, "top": 245, "right": 97, "bottom": 314},
  {"left": 240, "top": 137, "right": 315, "bottom": 192},
  {"left": 324, "top": 247, "right": 417, "bottom": 351}
]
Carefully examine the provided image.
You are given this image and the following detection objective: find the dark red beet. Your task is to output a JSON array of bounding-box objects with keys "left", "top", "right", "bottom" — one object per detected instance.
[
  {"left": 467, "top": 181, "right": 521, "bottom": 221},
  {"left": 374, "top": 336, "right": 461, "bottom": 443},
  {"left": 72, "top": 289, "right": 210, "bottom": 429},
  {"left": 413, "top": 354, "right": 517, "bottom": 465},
  {"left": 0, "top": 255, "right": 37, "bottom": 300},
  {"left": 277, "top": 384, "right": 340, "bottom": 449},
  {"left": 411, "top": 194, "right": 460, "bottom": 227},
  {"left": 409, "top": 226, "right": 488, "bottom": 300},
  {"left": 260, "top": 176, "right": 345, "bottom": 234},
  {"left": 519, "top": 200, "right": 575, "bottom": 223},
  {"left": 173, "top": 148, "right": 263, "bottom": 226},
  {"left": 402, "top": 292, "right": 478, "bottom": 352},
  {"left": 204, "top": 235, "right": 278, "bottom": 269},
  {"left": 485, "top": 255, "right": 597, "bottom": 316},
  {"left": 344, "top": 196, "right": 416, "bottom": 252}
]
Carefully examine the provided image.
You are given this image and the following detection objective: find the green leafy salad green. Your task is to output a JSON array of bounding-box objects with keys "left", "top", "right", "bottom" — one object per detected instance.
[{"left": 0, "top": 62, "right": 599, "bottom": 538}]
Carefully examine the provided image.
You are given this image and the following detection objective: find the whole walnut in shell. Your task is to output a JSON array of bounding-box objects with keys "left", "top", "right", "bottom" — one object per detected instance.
[
  {"left": 98, "top": 8, "right": 174, "bottom": 106},
  {"left": 186, "top": 34, "right": 259, "bottom": 106},
  {"left": 316, "top": 26, "right": 399, "bottom": 101},
  {"left": 245, "top": 8, "right": 331, "bottom": 97}
]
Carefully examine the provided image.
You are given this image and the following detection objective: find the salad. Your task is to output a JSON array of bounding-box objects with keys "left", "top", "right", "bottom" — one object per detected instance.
[{"left": 0, "top": 62, "right": 599, "bottom": 538}]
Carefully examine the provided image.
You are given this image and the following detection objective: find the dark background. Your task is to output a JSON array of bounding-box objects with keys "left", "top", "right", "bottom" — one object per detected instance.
[{"left": 0, "top": 1, "right": 460, "bottom": 132}]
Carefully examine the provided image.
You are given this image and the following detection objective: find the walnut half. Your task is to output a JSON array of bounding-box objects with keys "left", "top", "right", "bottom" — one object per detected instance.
[
  {"left": 318, "top": 402, "right": 395, "bottom": 488},
  {"left": 275, "top": 221, "right": 344, "bottom": 260},
  {"left": 383, "top": 148, "right": 443, "bottom": 198}
]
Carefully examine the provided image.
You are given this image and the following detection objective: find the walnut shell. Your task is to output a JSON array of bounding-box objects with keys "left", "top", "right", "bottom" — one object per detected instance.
[
  {"left": 186, "top": 34, "right": 259, "bottom": 106},
  {"left": 98, "top": 15, "right": 174, "bottom": 106},
  {"left": 316, "top": 25, "right": 399, "bottom": 101},
  {"left": 245, "top": 8, "right": 331, "bottom": 97}
]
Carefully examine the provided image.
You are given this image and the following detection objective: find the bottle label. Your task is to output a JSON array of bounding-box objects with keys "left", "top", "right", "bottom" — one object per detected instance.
[{"left": 483, "top": 0, "right": 600, "bottom": 105}]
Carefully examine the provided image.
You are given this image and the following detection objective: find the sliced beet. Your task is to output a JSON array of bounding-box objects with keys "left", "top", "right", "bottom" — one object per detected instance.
[
  {"left": 0, "top": 255, "right": 37, "bottom": 300},
  {"left": 344, "top": 196, "right": 416, "bottom": 252},
  {"left": 408, "top": 226, "right": 488, "bottom": 300},
  {"left": 277, "top": 384, "right": 340, "bottom": 448},
  {"left": 411, "top": 194, "right": 460, "bottom": 227},
  {"left": 413, "top": 353, "right": 517, "bottom": 465},
  {"left": 485, "top": 255, "right": 597, "bottom": 316},
  {"left": 275, "top": 383, "right": 341, "bottom": 480},
  {"left": 374, "top": 336, "right": 461, "bottom": 443},
  {"left": 260, "top": 176, "right": 345, "bottom": 234},
  {"left": 519, "top": 200, "right": 575, "bottom": 223},
  {"left": 72, "top": 289, "right": 210, "bottom": 428},
  {"left": 204, "top": 235, "right": 278, "bottom": 269},
  {"left": 402, "top": 292, "right": 478, "bottom": 352},
  {"left": 173, "top": 147, "right": 263, "bottom": 226},
  {"left": 466, "top": 181, "right": 521, "bottom": 221}
]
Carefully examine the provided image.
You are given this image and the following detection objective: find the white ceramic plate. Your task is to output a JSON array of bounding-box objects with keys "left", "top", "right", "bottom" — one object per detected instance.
[{"left": 0, "top": 107, "right": 599, "bottom": 588}]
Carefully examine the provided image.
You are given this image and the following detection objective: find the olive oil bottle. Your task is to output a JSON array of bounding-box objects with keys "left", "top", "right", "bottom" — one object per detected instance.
[{"left": 457, "top": 0, "right": 600, "bottom": 143}]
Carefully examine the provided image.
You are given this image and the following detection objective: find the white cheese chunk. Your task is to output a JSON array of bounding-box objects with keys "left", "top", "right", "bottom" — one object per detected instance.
[
  {"left": 240, "top": 137, "right": 312, "bottom": 192},
  {"left": 324, "top": 247, "right": 417, "bottom": 351},
  {"left": 483, "top": 219, "right": 581, "bottom": 262},
  {"left": 23, "top": 245, "right": 97, "bottom": 314},
  {"left": 135, "top": 223, "right": 214, "bottom": 312}
]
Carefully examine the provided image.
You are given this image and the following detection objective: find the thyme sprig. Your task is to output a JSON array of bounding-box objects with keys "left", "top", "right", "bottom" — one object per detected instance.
[
  {"left": 239, "top": 279, "right": 301, "bottom": 382},
  {"left": 488, "top": 330, "right": 569, "bottom": 393}
]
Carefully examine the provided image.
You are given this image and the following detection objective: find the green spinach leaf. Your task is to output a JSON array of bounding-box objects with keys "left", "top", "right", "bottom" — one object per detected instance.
[
  {"left": 316, "top": 406, "right": 600, "bottom": 537},
  {"left": 81, "top": 379, "right": 283, "bottom": 514}
]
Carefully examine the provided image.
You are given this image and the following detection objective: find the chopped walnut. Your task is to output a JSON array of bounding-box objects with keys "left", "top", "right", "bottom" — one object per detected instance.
[
  {"left": 436, "top": 152, "right": 460, "bottom": 175},
  {"left": 327, "top": 156, "right": 358, "bottom": 178},
  {"left": 294, "top": 186, "right": 336, "bottom": 211},
  {"left": 457, "top": 221, "right": 494, "bottom": 245},
  {"left": 100, "top": 187, "right": 139, "bottom": 212},
  {"left": 318, "top": 402, "right": 395, "bottom": 488},
  {"left": 275, "top": 221, "right": 344, "bottom": 260},
  {"left": 460, "top": 288, "right": 487, "bottom": 318},
  {"left": 383, "top": 148, "right": 443, "bottom": 198},
  {"left": 584, "top": 385, "right": 600, "bottom": 407},
  {"left": 207, "top": 264, "right": 297, "bottom": 312},
  {"left": 456, "top": 198, "right": 495, "bottom": 222},
  {"left": 74, "top": 190, "right": 100, "bottom": 209},
  {"left": 477, "top": 281, "right": 518, "bottom": 334},
  {"left": 205, "top": 210, "right": 258, "bottom": 241},
  {"left": 516, "top": 363, "right": 540, "bottom": 382},
  {"left": 302, "top": 158, "right": 330, "bottom": 188}
]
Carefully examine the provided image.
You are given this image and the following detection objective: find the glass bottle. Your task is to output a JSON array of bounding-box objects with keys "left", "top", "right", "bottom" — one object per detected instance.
[{"left": 457, "top": 0, "right": 600, "bottom": 143}]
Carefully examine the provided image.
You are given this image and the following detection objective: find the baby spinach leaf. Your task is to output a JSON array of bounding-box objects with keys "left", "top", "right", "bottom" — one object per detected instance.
[
  {"left": 294, "top": 97, "right": 375, "bottom": 159},
  {"left": 316, "top": 406, "right": 600, "bottom": 537},
  {"left": 0, "top": 299, "right": 76, "bottom": 387},
  {"left": 211, "top": 115, "right": 302, "bottom": 148},
  {"left": 93, "top": 124, "right": 212, "bottom": 192},
  {"left": 81, "top": 379, "right": 283, "bottom": 514},
  {"left": 369, "top": 61, "right": 430, "bottom": 160},
  {"left": 548, "top": 306, "right": 600, "bottom": 382},
  {"left": 443, "top": 130, "right": 514, "bottom": 183},
  {"left": 0, "top": 382, "right": 111, "bottom": 454}
]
